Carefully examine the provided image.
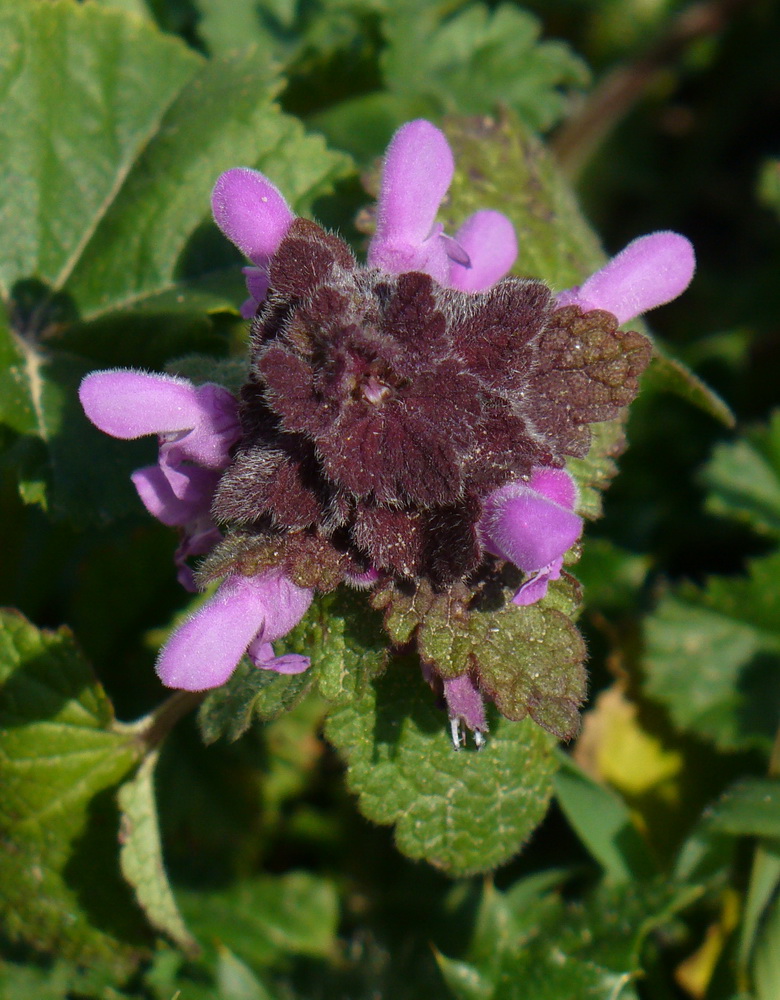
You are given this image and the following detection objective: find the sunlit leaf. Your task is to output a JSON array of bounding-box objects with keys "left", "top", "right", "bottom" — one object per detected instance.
[
  {"left": 0, "top": 609, "right": 146, "bottom": 971},
  {"left": 0, "top": 0, "right": 351, "bottom": 521}
]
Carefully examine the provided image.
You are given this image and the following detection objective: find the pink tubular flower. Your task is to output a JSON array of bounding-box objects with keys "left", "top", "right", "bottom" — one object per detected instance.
[
  {"left": 367, "top": 119, "right": 518, "bottom": 291},
  {"left": 480, "top": 468, "right": 583, "bottom": 606},
  {"left": 443, "top": 673, "right": 488, "bottom": 749},
  {"left": 556, "top": 231, "right": 695, "bottom": 323},
  {"left": 421, "top": 663, "right": 487, "bottom": 750},
  {"left": 156, "top": 572, "right": 313, "bottom": 691},
  {"left": 79, "top": 370, "right": 240, "bottom": 469},
  {"left": 211, "top": 168, "right": 295, "bottom": 317},
  {"left": 79, "top": 369, "right": 241, "bottom": 590}
]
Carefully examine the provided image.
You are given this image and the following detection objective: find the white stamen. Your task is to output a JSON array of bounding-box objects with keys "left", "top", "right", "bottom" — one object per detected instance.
[{"left": 450, "top": 718, "right": 463, "bottom": 750}]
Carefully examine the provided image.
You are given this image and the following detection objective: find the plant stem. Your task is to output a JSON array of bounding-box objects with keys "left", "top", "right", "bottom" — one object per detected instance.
[
  {"left": 552, "top": 0, "right": 751, "bottom": 179},
  {"left": 114, "top": 689, "right": 207, "bottom": 752}
]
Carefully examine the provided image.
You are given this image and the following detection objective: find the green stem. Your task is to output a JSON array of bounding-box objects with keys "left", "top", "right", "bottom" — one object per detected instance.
[
  {"left": 114, "top": 690, "right": 207, "bottom": 752},
  {"left": 552, "top": 0, "right": 749, "bottom": 179}
]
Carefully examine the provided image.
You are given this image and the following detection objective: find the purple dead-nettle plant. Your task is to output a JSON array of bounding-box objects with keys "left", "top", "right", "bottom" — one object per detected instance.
[{"left": 80, "top": 119, "right": 695, "bottom": 747}]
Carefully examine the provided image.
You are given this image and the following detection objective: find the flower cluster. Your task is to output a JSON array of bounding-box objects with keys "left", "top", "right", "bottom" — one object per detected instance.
[{"left": 80, "top": 119, "right": 695, "bottom": 744}]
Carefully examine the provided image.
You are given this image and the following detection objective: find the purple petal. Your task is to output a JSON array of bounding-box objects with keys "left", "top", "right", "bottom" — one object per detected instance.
[
  {"left": 161, "top": 463, "right": 219, "bottom": 503},
  {"left": 265, "top": 654, "right": 311, "bottom": 675},
  {"left": 512, "top": 558, "right": 564, "bottom": 606},
  {"left": 371, "top": 120, "right": 454, "bottom": 246},
  {"left": 159, "top": 383, "right": 240, "bottom": 469},
  {"left": 367, "top": 120, "right": 454, "bottom": 282},
  {"left": 156, "top": 572, "right": 313, "bottom": 690},
  {"left": 257, "top": 574, "right": 314, "bottom": 643},
  {"left": 528, "top": 467, "right": 578, "bottom": 510},
  {"left": 240, "top": 297, "right": 259, "bottom": 320},
  {"left": 240, "top": 265, "right": 269, "bottom": 317},
  {"left": 211, "top": 168, "right": 294, "bottom": 267},
  {"left": 481, "top": 481, "right": 582, "bottom": 572},
  {"left": 175, "top": 524, "right": 223, "bottom": 593},
  {"left": 247, "top": 639, "right": 311, "bottom": 674},
  {"left": 556, "top": 231, "right": 695, "bottom": 323},
  {"left": 440, "top": 233, "right": 471, "bottom": 267},
  {"left": 80, "top": 370, "right": 207, "bottom": 440},
  {"left": 449, "top": 210, "right": 518, "bottom": 292},
  {"left": 443, "top": 673, "right": 487, "bottom": 733},
  {"left": 130, "top": 464, "right": 217, "bottom": 526}
]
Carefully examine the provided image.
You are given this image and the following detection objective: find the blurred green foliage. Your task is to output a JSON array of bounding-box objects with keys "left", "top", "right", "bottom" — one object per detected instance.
[{"left": 2, "top": 0, "right": 780, "bottom": 997}]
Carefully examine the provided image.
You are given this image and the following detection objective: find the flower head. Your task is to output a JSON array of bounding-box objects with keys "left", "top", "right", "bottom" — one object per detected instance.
[
  {"left": 212, "top": 216, "right": 649, "bottom": 587},
  {"left": 79, "top": 118, "right": 695, "bottom": 714}
]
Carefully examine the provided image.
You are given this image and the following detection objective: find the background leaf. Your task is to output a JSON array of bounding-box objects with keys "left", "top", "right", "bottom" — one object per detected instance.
[
  {"left": 381, "top": 3, "right": 589, "bottom": 132},
  {"left": 177, "top": 872, "right": 339, "bottom": 969},
  {"left": 700, "top": 409, "right": 780, "bottom": 538},
  {"left": 642, "top": 551, "right": 780, "bottom": 753},
  {"left": 439, "top": 875, "right": 700, "bottom": 1000},
  {"left": 0, "top": 0, "right": 201, "bottom": 294},
  {"left": 553, "top": 751, "right": 657, "bottom": 883},
  {"left": 0, "top": 609, "right": 146, "bottom": 972}
]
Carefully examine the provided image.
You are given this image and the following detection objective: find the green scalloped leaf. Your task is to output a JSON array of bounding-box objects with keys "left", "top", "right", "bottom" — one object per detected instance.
[
  {"left": 324, "top": 659, "right": 558, "bottom": 875},
  {"left": 643, "top": 551, "right": 780, "bottom": 753},
  {"left": 0, "top": 609, "right": 147, "bottom": 971},
  {"left": 282, "top": 588, "right": 388, "bottom": 705}
]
